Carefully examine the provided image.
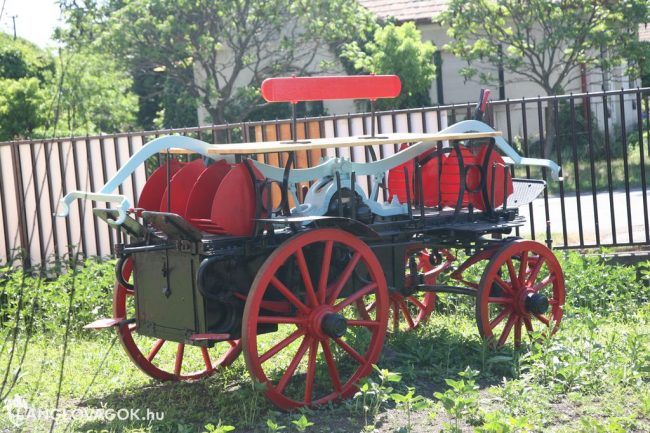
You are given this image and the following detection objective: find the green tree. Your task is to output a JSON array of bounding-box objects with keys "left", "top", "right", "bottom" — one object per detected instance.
[
  {"left": 0, "top": 77, "right": 47, "bottom": 140},
  {"left": 436, "top": 0, "right": 650, "bottom": 153},
  {"left": 0, "top": 32, "right": 54, "bottom": 81},
  {"left": 45, "top": 48, "right": 138, "bottom": 135},
  {"left": 342, "top": 22, "right": 436, "bottom": 109},
  {"left": 59, "top": 0, "right": 376, "bottom": 125}
]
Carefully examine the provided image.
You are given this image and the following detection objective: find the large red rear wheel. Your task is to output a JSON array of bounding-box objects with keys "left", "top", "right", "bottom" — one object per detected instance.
[
  {"left": 113, "top": 258, "right": 242, "bottom": 380},
  {"left": 242, "top": 229, "right": 389, "bottom": 409},
  {"left": 476, "top": 240, "right": 565, "bottom": 348}
]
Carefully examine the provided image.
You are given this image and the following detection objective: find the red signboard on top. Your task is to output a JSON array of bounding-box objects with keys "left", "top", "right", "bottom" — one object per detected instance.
[{"left": 260, "top": 75, "right": 402, "bottom": 103}]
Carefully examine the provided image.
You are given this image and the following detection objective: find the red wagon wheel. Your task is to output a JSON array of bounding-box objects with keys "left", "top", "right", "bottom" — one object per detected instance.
[
  {"left": 242, "top": 228, "right": 389, "bottom": 409},
  {"left": 476, "top": 240, "right": 565, "bottom": 348},
  {"left": 113, "top": 258, "right": 242, "bottom": 381},
  {"left": 356, "top": 248, "right": 453, "bottom": 332}
]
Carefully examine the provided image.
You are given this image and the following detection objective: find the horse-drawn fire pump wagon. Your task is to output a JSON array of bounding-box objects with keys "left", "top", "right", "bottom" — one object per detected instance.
[{"left": 59, "top": 75, "right": 564, "bottom": 410}]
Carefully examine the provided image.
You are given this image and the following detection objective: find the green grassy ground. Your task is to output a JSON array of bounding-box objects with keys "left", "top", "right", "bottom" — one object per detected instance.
[{"left": 0, "top": 253, "right": 649, "bottom": 433}]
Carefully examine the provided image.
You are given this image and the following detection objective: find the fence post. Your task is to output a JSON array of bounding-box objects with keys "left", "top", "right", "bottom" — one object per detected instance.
[{"left": 10, "top": 142, "right": 31, "bottom": 269}]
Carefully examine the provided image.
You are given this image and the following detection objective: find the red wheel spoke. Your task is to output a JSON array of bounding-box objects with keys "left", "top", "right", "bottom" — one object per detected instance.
[
  {"left": 489, "top": 308, "right": 510, "bottom": 329},
  {"left": 295, "top": 248, "right": 319, "bottom": 307},
  {"left": 146, "top": 339, "right": 165, "bottom": 362},
  {"left": 327, "top": 252, "right": 361, "bottom": 304},
  {"left": 318, "top": 240, "right": 334, "bottom": 304},
  {"left": 201, "top": 347, "right": 213, "bottom": 371},
  {"left": 518, "top": 251, "right": 529, "bottom": 285},
  {"left": 174, "top": 343, "right": 185, "bottom": 376},
  {"left": 532, "top": 275, "right": 556, "bottom": 293},
  {"left": 407, "top": 296, "right": 426, "bottom": 311},
  {"left": 260, "top": 329, "right": 305, "bottom": 364},
  {"left": 514, "top": 317, "right": 522, "bottom": 347},
  {"left": 276, "top": 336, "right": 311, "bottom": 394},
  {"left": 506, "top": 259, "right": 518, "bottom": 288},
  {"left": 494, "top": 275, "right": 515, "bottom": 295},
  {"left": 398, "top": 301, "right": 416, "bottom": 329},
  {"left": 347, "top": 319, "right": 380, "bottom": 328},
  {"left": 392, "top": 304, "right": 399, "bottom": 332},
  {"left": 497, "top": 314, "right": 516, "bottom": 347},
  {"left": 304, "top": 338, "right": 318, "bottom": 404},
  {"left": 487, "top": 296, "right": 514, "bottom": 304},
  {"left": 334, "top": 338, "right": 366, "bottom": 365},
  {"left": 523, "top": 317, "right": 534, "bottom": 333},
  {"left": 257, "top": 315, "right": 306, "bottom": 325},
  {"left": 321, "top": 340, "right": 342, "bottom": 393},
  {"left": 526, "top": 257, "right": 546, "bottom": 285},
  {"left": 533, "top": 313, "right": 550, "bottom": 326},
  {"left": 333, "top": 282, "right": 377, "bottom": 312},
  {"left": 270, "top": 276, "right": 310, "bottom": 314}
]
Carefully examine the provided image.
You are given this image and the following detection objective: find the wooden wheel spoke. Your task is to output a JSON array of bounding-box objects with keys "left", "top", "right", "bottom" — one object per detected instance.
[
  {"left": 334, "top": 337, "right": 366, "bottom": 365},
  {"left": 347, "top": 319, "right": 380, "bottom": 328},
  {"left": 318, "top": 240, "right": 334, "bottom": 304},
  {"left": 270, "top": 276, "right": 310, "bottom": 314},
  {"left": 295, "top": 248, "right": 319, "bottom": 307},
  {"left": 514, "top": 317, "right": 522, "bottom": 347},
  {"left": 333, "top": 282, "right": 377, "bottom": 312},
  {"left": 494, "top": 275, "right": 515, "bottom": 295},
  {"left": 497, "top": 314, "right": 517, "bottom": 347},
  {"left": 276, "top": 336, "right": 311, "bottom": 394},
  {"left": 523, "top": 317, "right": 534, "bottom": 333},
  {"left": 532, "top": 275, "right": 556, "bottom": 293},
  {"left": 506, "top": 259, "right": 518, "bottom": 289},
  {"left": 518, "top": 251, "right": 529, "bottom": 285},
  {"left": 260, "top": 329, "right": 305, "bottom": 364},
  {"left": 146, "top": 339, "right": 165, "bottom": 362},
  {"left": 398, "top": 301, "right": 416, "bottom": 329},
  {"left": 487, "top": 296, "right": 514, "bottom": 304},
  {"left": 304, "top": 339, "right": 319, "bottom": 404},
  {"left": 489, "top": 307, "right": 510, "bottom": 329},
  {"left": 392, "top": 304, "right": 399, "bottom": 332},
  {"left": 174, "top": 343, "right": 185, "bottom": 376},
  {"left": 407, "top": 296, "right": 426, "bottom": 311},
  {"left": 326, "top": 252, "right": 361, "bottom": 305},
  {"left": 526, "top": 257, "right": 546, "bottom": 285},
  {"left": 201, "top": 346, "right": 213, "bottom": 371},
  {"left": 257, "top": 315, "right": 306, "bottom": 325},
  {"left": 533, "top": 313, "right": 550, "bottom": 326},
  {"left": 321, "top": 340, "right": 342, "bottom": 393}
]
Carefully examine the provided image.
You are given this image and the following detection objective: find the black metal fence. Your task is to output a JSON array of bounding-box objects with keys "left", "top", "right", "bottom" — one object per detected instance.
[{"left": 0, "top": 87, "right": 649, "bottom": 267}]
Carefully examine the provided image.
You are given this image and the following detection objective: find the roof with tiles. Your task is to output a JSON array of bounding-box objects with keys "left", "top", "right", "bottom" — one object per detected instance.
[{"left": 358, "top": 0, "right": 449, "bottom": 22}]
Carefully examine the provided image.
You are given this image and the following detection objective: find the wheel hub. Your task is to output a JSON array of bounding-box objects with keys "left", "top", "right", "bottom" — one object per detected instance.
[
  {"left": 525, "top": 293, "right": 549, "bottom": 315},
  {"left": 320, "top": 313, "right": 348, "bottom": 338}
]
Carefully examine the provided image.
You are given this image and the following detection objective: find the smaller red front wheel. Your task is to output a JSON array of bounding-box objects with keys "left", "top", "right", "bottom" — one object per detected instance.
[
  {"left": 476, "top": 240, "right": 565, "bottom": 348},
  {"left": 113, "top": 258, "right": 242, "bottom": 381},
  {"left": 242, "top": 228, "right": 389, "bottom": 409}
]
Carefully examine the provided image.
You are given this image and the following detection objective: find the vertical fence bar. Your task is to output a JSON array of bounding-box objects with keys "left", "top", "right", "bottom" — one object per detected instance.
[
  {"left": 636, "top": 90, "right": 649, "bottom": 243},
  {"left": 56, "top": 140, "right": 74, "bottom": 256},
  {"left": 618, "top": 89, "right": 633, "bottom": 244},
  {"left": 601, "top": 92, "right": 617, "bottom": 244},
  {"left": 126, "top": 133, "right": 139, "bottom": 206},
  {"left": 521, "top": 99, "right": 535, "bottom": 240},
  {"left": 569, "top": 96, "right": 585, "bottom": 247},
  {"left": 98, "top": 136, "right": 115, "bottom": 255},
  {"left": 536, "top": 97, "right": 551, "bottom": 244},
  {"left": 586, "top": 93, "right": 601, "bottom": 245},
  {"left": 553, "top": 98, "right": 568, "bottom": 246},
  {"left": 10, "top": 143, "right": 30, "bottom": 268},
  {"left": 84, "top": 135, "right": 101, "bottom": 256},
  {"left": 28, "top": 141, "right": 47, "bottom": 264},
  {"left": 44, "top": 141, "right": 61, "bottom": 261},
  {"left": 0, "top": 145, "right": 12, "bottom": 261},
  {"left": 504, "top": 100, "right": 520, "bottom": 236}
]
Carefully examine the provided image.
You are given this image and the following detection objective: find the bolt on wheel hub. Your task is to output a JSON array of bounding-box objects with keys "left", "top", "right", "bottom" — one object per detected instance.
[
  {"left": 525, "top": 293, "right": 549, "bottom": 315},
  {"left": 320, "top": 313, "right": 348, "bottom": 338}
]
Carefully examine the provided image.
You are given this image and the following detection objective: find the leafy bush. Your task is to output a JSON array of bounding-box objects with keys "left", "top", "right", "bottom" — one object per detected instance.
[{"left": 0, "top": 258, "right": 115, "bottom": 335}]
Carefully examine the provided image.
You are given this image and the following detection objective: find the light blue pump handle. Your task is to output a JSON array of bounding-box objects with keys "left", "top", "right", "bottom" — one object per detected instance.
[
  {"left": 250, "top": 120, "right": 562, "bottom": 183},
  {"left": 57, "top": 135, "right": 235, "bottom": 225}
]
